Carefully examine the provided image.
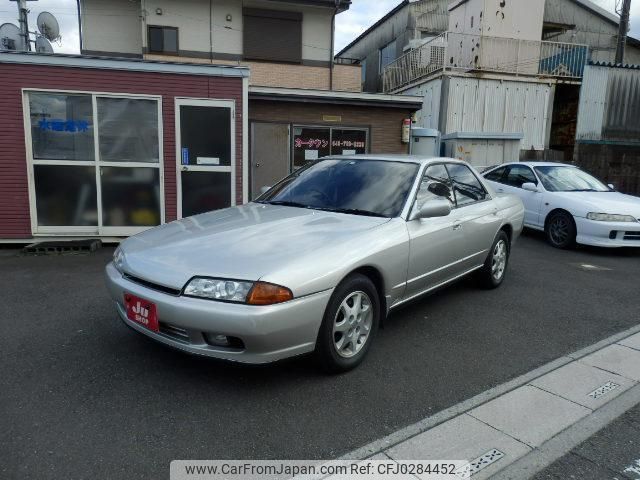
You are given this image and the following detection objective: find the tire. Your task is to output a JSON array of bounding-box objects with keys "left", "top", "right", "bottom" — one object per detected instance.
[
  {"left": 476, "top": 231, "right": 510, "bottom": 289},
  {"left": 315, "top": 274, "right": 380, "bottom": 373},
  {"left": 545, "top": 211, "right": 576, "bottom": 249}
]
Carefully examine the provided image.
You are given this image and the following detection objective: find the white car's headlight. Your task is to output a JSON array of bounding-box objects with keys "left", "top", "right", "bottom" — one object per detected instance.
[
  {"left": 113, "top": 247, "right": 125, "bottom": 273},
  {"left": 183, "top": 277, "right": 293, "bottom": 305},
  {"left": 586, "top": 213, "right": 637, "bottom": 222}
]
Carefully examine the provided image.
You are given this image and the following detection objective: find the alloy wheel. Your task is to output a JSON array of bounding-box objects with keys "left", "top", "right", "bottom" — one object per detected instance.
[
  {"left": 491, "top": 239, "right": 507, "bottom": 281},
  {"left": 332, "top": 291, "right": 373, "bottom": 358},
  {"left": 549, "top": 216, "right": 570, "bottom": 246}
]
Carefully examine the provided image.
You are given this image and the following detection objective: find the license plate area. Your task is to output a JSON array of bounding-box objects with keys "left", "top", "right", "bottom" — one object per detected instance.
[{"left": 124, "top": 293, "right": 159, "bottom": 332}]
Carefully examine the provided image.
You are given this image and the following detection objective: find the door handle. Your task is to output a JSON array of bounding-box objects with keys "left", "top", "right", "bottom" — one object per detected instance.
[
  {"left": 453, "top": 222, "right": 462, "bottom": 231},
  {"left": 182, "top": 166, "right": 189, "bottom": 171},
  {"left": 496, "top": 188, "right": 504, "bottom": 193}
]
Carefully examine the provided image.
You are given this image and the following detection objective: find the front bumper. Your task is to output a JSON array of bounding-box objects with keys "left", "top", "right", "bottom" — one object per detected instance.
[
  {"left": 105, "top": 263, "right": 333, "bottom": 363},
  {"left": 575, "top": 217, "right": 640, "bottom": 248}
]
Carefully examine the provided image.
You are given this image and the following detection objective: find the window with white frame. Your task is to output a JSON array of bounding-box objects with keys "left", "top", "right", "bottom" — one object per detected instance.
[{"left": 26, "top": 91, "right": 163, "bottom": 234}]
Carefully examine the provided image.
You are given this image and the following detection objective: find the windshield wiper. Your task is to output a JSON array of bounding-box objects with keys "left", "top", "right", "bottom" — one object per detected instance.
[
  {"left": 569, "top": 189, "right": 599, "bottom": 192},
  {"left": 263, "top": 200, "right": 310, "bottom": 208},
  {"left": 318, "top": 207, "right": 388, "bottom": 218}
]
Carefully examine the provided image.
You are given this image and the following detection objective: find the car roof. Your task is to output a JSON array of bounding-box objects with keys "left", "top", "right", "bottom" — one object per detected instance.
[
  {"left": 326, "top": 154, "right": 468, "bottom": 166},
  {"left": 491, "top": 161, "right": 578, "bottom": 169}
]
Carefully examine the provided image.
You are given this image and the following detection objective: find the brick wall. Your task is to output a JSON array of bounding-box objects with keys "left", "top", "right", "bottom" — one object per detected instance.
[
  {"left": 0, "top": 62, "right": 244, "bottom": 239},
  {"left": 249, "top": 101, "right": 413, "bottom": 154},
  {"left": 144, "top": 54, "right": 361, "bottom": 92}
]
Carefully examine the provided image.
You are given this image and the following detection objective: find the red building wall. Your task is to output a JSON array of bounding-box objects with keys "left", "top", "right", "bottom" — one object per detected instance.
[{"left": 0, "top": 62, "right": 244, "bottom": 239}]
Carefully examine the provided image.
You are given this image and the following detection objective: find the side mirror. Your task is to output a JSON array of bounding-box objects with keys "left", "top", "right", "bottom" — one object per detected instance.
[
  {"left": 260, "top": 186, "right": 271, "bottom": 195},
  {"left": 522, "top": 182, "right": 539, "bottom": 192},
  {"left": 411, "top": 198, "right": 452, "bottom": 220},
  {"left": 608, "top": 183, "right": 615, "bottom": 190}
]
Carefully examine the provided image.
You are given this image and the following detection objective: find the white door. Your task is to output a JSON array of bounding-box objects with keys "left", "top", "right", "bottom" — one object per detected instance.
[
  {"left": 175, "top": 99, "right": 235, "bottom": 219},
  {"left": 502, "top": 164, "right": 543, "bottom": 227}
]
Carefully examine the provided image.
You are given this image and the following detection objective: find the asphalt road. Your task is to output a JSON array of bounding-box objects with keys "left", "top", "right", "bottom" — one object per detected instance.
[{"left": 2, "top": 231, "right": 640, "bottom": 479}]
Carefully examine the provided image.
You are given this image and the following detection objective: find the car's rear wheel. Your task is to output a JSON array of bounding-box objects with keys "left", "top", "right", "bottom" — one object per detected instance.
[
  {"left": 545, "top": 211, "right": 576, "bottom": 249},
  {"left": 476, "top": 231, "right": 510, "bottom": 289},
  {"left": 315, "top": 274, "right": 380, "bottom": 373}
]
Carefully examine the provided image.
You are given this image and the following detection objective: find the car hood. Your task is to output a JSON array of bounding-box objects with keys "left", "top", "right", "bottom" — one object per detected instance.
[
  {"left": 119, "top": 203, "right": 391, "bottom": 291},
  {"left": 551, "top": 191, "right": 640, "bottom": 218}
]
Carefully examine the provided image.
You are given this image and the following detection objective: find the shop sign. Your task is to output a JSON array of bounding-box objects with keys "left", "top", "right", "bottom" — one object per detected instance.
[{"left": 37, "top": 119, "right": 90, "bottom": 132}]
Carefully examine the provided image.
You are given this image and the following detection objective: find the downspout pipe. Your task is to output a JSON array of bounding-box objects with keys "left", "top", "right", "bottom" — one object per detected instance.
[{"left": 329, "top": 0, "right": 340, "bottom": 90}]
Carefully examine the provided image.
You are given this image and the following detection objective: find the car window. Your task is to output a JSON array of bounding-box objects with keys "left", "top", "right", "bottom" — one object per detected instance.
[
  {"left": 533, "top": 166, "right": 610, "bottom": 192},
  {"left": 259, "top": 159, "right": 419, "bottom": 217},
  {"left": 484, "top": 166, "right": 507, "bottom": 183},
  {"left": 415, "top": 164, "right": 455, "bottom": 205},
  {"left": 446, "top": 163, "right": 489, "bottom": 207},
  {"left": 505, "top": 165, "right": 538, "bottom": 188}
]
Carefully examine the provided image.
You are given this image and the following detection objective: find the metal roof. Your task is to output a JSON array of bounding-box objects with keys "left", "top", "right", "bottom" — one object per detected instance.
[
  {"left": 335, "top": 0, "right": 408, "bottom": 57},
  {"left": 0, "top": 51, "right": 250, "bottom": 77},
  {"left": 589, "top": 61, "right": 640, "bottom": 70},
  {"left": 441, "top": 132, "right": 524, "bottom": 140},
  {"left": 249, "top": 86, "right": 423, "bottom": 109}
]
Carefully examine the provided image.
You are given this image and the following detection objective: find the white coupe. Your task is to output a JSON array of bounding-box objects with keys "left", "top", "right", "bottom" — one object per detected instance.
[{"left": 483, "top": 162, "right": 640, "bottom": 248}]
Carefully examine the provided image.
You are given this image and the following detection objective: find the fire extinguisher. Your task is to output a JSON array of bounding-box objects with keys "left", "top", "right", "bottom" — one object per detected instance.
[{"left": 402, "top": 118, "right": 411, "bottom": 144}]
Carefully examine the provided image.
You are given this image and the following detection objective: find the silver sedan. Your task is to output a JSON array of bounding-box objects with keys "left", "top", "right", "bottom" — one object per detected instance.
[{"left": 105, "top": 156, "right": 524, "bottom": 371}]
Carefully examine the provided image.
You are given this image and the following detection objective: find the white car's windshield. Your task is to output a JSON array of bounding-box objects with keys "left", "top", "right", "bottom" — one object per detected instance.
[
  {"left": 534, "top": 166, "right": 611, "bottom": 192},
  {"left": 258, "top": 159, "right": 419, "bottom": 218}
]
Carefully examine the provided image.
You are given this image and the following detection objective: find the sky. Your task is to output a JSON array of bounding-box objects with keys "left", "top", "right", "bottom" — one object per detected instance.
[{"left": 0, "top": 0, "right": 638, "bottom": 55}]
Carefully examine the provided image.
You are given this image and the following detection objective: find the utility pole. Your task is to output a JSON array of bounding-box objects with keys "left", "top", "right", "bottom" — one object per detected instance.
[
  {"left": 12, "top": 0, "right": 32, "bottom": 51},
  {"left": 615, "top": 0, "right": 632, "bottom": 64}
]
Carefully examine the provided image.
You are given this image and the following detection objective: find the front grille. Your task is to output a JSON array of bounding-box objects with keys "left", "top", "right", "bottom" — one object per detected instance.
[
  {"left": 123, "top": 273, "right": 181, "bottom": 296},
  {"left": 623, "top": 231, "right": 640, "bottom": 241},
  {"left": 159, "top": 322, "right": 190, "bottom": 342}
]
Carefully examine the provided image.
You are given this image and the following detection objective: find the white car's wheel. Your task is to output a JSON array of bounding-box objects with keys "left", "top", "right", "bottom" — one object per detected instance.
[
  {"left": 315, "top": 274, "right": 380, "bottom": 373},
  {"left": 545, "top": 211, "right": 576, "bottom": 249}
]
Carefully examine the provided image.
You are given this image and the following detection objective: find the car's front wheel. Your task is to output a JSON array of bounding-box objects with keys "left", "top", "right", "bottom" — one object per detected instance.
[
  {"left": 476, "top": 230, "right": 510, "bottom": 289},
  {"left": 545, "top": 211, "right": 576, "bottom": 249},
  {"left": 315, "top": 274, "right": 380, "bottom": 373}
]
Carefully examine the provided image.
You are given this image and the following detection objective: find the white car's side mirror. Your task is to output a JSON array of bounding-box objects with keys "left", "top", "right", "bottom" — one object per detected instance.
[
  {"left": 522, "top": 182, "right": 539, "bottom": 192},
  {"left": 411, "top": 198, "right": 452, "bottom": 220},
  {"left": 608, "top": 183, "right": 615, "bottom": 190}
]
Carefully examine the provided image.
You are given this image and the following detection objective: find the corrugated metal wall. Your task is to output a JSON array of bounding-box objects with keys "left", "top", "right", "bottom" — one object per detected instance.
[
  {"left": 576, "top": 65, "right": 640, "bottom": 141},
  {"left": 444, "top": 77, "right": 551, "bottom": 150},
  {"left": 403, "top": 78, "right": 442, "bottom": 130}
]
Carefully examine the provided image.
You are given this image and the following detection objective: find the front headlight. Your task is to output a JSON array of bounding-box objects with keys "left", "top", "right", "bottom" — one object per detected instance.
[
  {"left": 183, "top": 277, "right": 293, "bottom": 305},
  {"left": 586, "top": 213, "right": 637, "bottom": 222},
  {"left": 113, "top": 247, "right": 125, "bottom": 273}
]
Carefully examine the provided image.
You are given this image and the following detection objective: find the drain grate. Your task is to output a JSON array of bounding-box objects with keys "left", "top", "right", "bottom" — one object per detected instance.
[
  {"left": 22, "top": 240, "right": 102, "bottom": 255},
  {"left": 455, "top": 449, "right": 505, "bottom": 478},
  {"left": 588, "top": 381, "right": 620, "bottom": 399}
]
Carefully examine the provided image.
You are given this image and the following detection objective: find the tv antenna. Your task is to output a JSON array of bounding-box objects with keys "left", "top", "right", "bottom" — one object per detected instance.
[
  {"left": 35, "top": 35, "right": 53, "bottom": 53},
  {"left": 3, "top": 1, "right": 60, "bottom": 53},
  {"left": 37, "top": 11, "right": 60, "bottom": 42},
  {"left": 0, "top": 22, "right": 27, "bottom": 50}
]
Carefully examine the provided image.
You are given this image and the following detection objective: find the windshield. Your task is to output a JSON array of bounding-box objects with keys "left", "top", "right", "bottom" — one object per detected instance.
[
  {"left": 257, "top": 159, "right": 419, "bottom": 218},
  {"left": 534, "top": 166, "right": 611, "bottom": 192}
]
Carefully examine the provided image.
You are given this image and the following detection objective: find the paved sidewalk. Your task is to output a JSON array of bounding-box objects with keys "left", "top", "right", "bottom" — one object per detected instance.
[
  {"left": 532, "top": 403, "right": 640, "bottom": 480},
  {"left": 338, "top": 327, "right": 640, "bottom": 479}
]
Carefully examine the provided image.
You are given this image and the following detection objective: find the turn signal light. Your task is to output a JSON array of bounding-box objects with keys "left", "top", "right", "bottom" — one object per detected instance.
[{"left": 246, "top": 282, "right": 293, "bottom": 305}]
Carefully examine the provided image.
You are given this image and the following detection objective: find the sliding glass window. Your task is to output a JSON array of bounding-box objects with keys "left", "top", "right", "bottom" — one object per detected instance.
[{"left": 26, "top": 91, "right": 163, "bottom": 236}]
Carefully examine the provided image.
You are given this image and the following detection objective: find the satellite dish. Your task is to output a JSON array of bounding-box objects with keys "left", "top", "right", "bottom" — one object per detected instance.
[
  {"left": 35, "top": 36, "right": 54, "bottom": 54},
  {"left": 37, "top": 12, "right": 60, "bottom": 41},
  {"left": 0, "top": 23, "right": 25, "bottom": 51}
]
